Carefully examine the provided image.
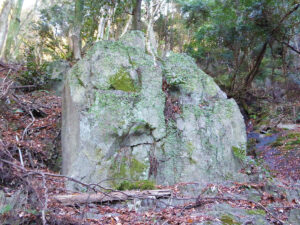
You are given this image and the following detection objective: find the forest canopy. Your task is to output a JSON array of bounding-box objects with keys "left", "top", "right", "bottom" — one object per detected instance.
[{"left": 0, "top": 0, "right": 299, "bottom": 96}]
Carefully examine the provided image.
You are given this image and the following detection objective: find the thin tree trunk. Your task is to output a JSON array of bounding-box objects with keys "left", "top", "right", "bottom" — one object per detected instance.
[
  {"left": 67, "top": 29, "right": 73, "bottom": 57},
  {"left": 145, "top": 1, "right": 156, "bottom": 64},
  {"left": 145, "top": 0, "right": 165, "bottom": 63},
  {"left": 0, "top": 0, "right": 13, "bottom": 59},
  {"left": 240, "top": 3, "right": 300, "bottom": 93},
  {"left": 97, "top": 9, "right": 106, "bottom": 40},
  {"left": 106, "top": 3, "right": 118, "bottom": 40},
  {"left": 71, "top": 0, "right": 83, "bottom": 60},
  {"left": 230, "top": 52, "right": 246, "bottom": 93},
  {"left": 163, "top": 2, "right": 170, "bottom": 57},
  {"left": 13, "top": 0, "right": 39, "bottom": 60},
  {"left": 132, "top": 0, "right": 142, "bottom": 30},
  {"left": 120, "top": 15, "right": 132, "bottom": 38},
  {"left": 105, "top": 6, "right": 114, "bottom": 40},
  {"left": 243, "top": 41, "right": 268, "bottom": 89},
  {"left": 4, "top": 0, "right": 24, "bottom": 61}
]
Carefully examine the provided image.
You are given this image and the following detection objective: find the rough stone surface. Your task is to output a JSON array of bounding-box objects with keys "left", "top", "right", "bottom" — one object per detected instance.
[
  {"left": 205, "top": 203, "right": 269, "bottom": 225},
  {"left": 62, "top": 31, "right": 247, "bottom": 189},
  {"left": 46, "top": 60, "right": 70, "bottom": 95},
  {"left": 288, "top": 209, "right": 300, "bottom": 225}
]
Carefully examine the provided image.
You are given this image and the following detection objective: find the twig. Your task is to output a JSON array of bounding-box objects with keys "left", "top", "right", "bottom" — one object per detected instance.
[
  {"left": 0, "top": 75, "right": 14, "bottom": 100},
  {"left": 0, "top": 158, "right": 171, "bottom": 204},
  {"left": 22, "top": 110, "right": 35, "bottom": 139},
  {"left": 17, "top": 147, "right": 24, "bottom": 167},
  {"left": 15, "top": 135, "right": 24, "bottom": 167},
  {"left": 41, "top": 173, "right": 48, "bottom": 225},
  {"left": 11, "top": 94, "right": 33, "bottom": 116},
  {"left": 255, "top": 201, "right": 285, "bottom": 225}
]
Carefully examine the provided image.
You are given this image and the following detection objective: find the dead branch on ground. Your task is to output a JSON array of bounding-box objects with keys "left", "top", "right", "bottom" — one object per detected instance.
[{"left": 53, "top": 189, "right": 171, "bottom": 205}]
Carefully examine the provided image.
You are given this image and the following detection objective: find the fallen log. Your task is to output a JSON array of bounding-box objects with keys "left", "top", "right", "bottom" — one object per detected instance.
[{"left": 53, "top": 189, "right": 171, "bottom": 205}]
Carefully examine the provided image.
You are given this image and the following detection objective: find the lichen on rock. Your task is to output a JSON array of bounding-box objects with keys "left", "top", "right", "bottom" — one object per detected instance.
[{"left": 62, "top": 31, "right": 247, "bottom": 190}]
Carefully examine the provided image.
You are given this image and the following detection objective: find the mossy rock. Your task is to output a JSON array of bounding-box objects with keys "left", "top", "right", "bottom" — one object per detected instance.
[
  {"left": 220, "top": 214, "right": 241, "bottom": 225},
  {"left": 117, "top": 180, "right": 155, "bottom": 190},
  {"left": 246, "top": 209, "right": 266, "bottom": 216},
  {"left": 109, "top": 68, "right": 137, "bottom": 92},
  {"left": 232, "top": 146, "right": 246, "bottom": 162},
  {"left": 63, "top": 31, "right": 247, "bottom": 189}
]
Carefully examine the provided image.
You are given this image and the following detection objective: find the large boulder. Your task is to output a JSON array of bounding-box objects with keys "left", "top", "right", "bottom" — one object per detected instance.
[{"left": 62, "top": 31, "right": 246, "bottom": 189}]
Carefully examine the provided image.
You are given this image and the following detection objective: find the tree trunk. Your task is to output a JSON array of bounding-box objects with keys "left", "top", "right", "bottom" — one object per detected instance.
[
  {"left": 3, "top": 0, "right": 24, "bottom": 62},
  {"left": 132, "top": 0, "right": 142, "bottom": 30},
  {"left": 145, "top": 0, "right": 165, "bottom": 64},
  {"left": 4, "top": 0, "right": 24, "bottom": 61},
  {"left": 96, "top": 7, "right": 107, "bottom": 40},
  {"left": 120, "top": 15, "right": 132, "bottom": 38},
  {"left": 71, "top": 0, "right": 83, "bottom": 60},
  {"left": 162, "top": 2, "right": 170, "bottom": 57},
  {"left": 0, "top": 0, "right": 13, "bottom": 59},
  {"left": 105, "top": 6, "right": 114, "bottom": 40},
  {"left": 242, "top": 41, "right": 268, "bottom": 90},
  {"left": 239, "top": 3, "right": 300, "bottom": 93}
]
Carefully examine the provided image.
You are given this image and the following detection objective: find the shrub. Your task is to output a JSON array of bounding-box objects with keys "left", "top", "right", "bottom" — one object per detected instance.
[{"left": 18, "top": 47, "right": 51, "bottom": 89}]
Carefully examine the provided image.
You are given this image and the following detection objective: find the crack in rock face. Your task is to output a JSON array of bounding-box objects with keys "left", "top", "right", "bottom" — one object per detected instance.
[{"left": 62, "top": 31, "right": 247, "bottom": 190}]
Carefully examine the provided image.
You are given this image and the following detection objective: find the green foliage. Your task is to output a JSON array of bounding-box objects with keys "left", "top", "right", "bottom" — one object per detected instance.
[
  {"left": 18, "top": 47, "right": 51, "bottom": 89},
  {"left": 247, "top": 138, "right": 257, "bottom": 150},
  {"left": 270, "top": 137, "right": 285, "bottom": 147},
  {"left": 0, "top": 204, "right": 13, "bottom": 215},
  {"left": 286, "top": 139, "right": 300, "bottom": 146},
  {"left": 165, "top": 72, "right": 186, "bottom": 86},
  {"left": 35, "top": 1, "right": 74, "bottom": 60},
  {"left": 271, "top": 133, "right": 300, "bottom": 148},
  {"left": 117, "top": 180, "right": 155, "bottom": 191},
  {"left": 33, "top": 0, "right": 137, "bottom": 61},
  {"left": 181, "top": 0, "right": 300, "bottom": 93},
  {"left": 232, "top": 146, "right": 246, "bottom": 162},
  {"left": 286, "top": 133, "right": 300, "bottom": 139}
]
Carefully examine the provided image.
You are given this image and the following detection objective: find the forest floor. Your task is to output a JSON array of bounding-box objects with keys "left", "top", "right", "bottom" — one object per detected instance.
[{"left": 0, "top": 67, "right": 300, "bottom": 224}]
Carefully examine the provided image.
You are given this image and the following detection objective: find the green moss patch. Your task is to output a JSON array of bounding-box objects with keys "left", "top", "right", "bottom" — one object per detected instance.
[
  {"left": 271, "top": 133, "right": 300, "bottom": 149},
  {"left": 110, "top": 156, "right": 148, "bottom": 187},
  {"left": 117, "top": 180, "right": 155, "bottom": 190},
  {"left": 287, "top": 138, "right": 300, "bottom": 146},
  {"left": 109, "top": 68, "right": 137, "bottom": 92},
  {"left": 286, "top": 133, "right": 300, "bottom": 139},
  {"left": 220, "top": 214, "right": 241, "bottom": 225},
  {"left": 284, "top": 145, "right": 295, "bottom": 150},
  {"left": 246, "top": 209, "right": 266, "bottom": 216}
]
